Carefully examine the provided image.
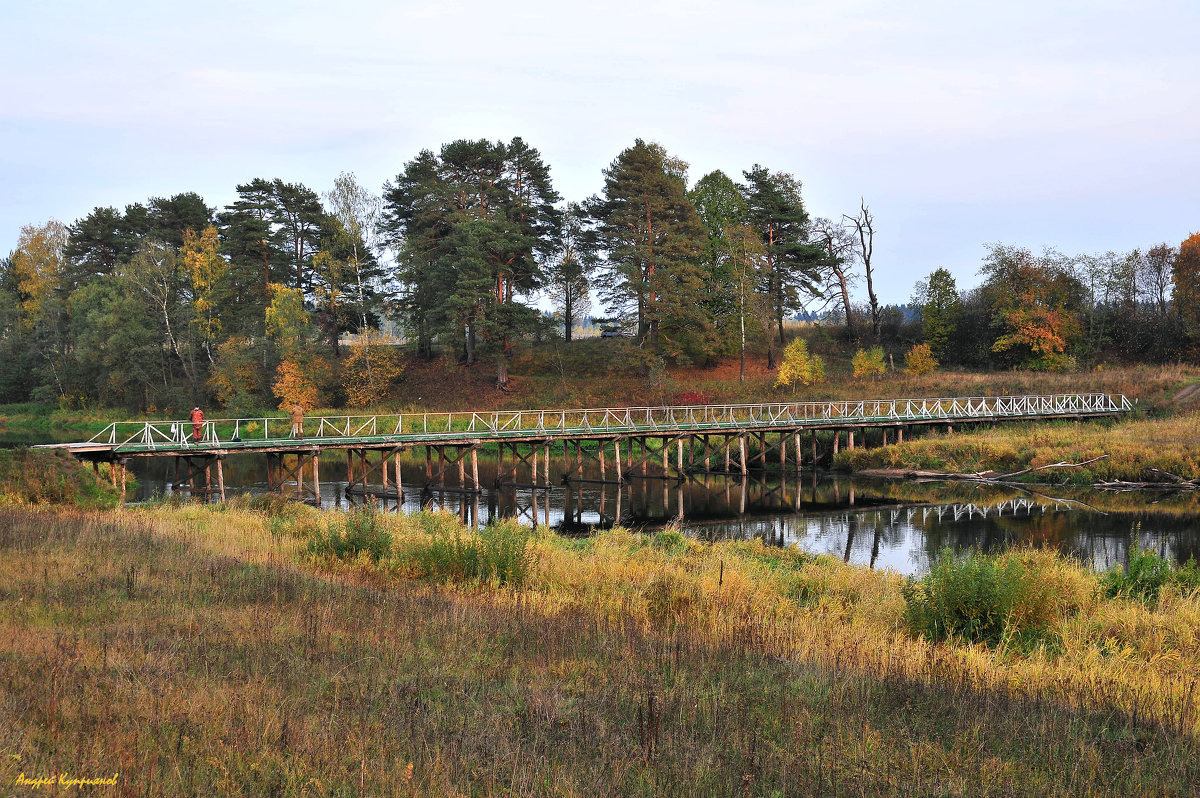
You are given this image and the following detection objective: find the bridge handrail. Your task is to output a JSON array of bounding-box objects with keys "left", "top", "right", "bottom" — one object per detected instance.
[{"left": 82, "top": 393, "right": 1131, "bottom": 450}]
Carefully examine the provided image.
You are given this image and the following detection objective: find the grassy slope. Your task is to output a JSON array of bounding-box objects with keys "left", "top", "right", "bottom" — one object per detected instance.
[
  {"left": 2, "top": 502, "right": 1198, "bottom": 796},
  {"left": 0, "top": 448, "right": 123, "bottom": 510}
]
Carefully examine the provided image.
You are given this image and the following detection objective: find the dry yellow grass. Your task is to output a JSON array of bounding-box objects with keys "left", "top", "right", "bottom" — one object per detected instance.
[{"left": 3, "top": 502, "right": 1199, "bottom": 795}]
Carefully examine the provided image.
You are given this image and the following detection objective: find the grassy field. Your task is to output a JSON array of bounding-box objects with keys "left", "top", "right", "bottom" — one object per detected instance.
[{"left": 2, "top": 497, "right": 1198, "bottom": 796}]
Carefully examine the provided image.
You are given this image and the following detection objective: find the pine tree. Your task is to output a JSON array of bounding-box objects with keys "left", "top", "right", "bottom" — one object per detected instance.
[
  {"left": 913, "top": 268, "right": 959, "bottom": 361},
  {"left": 587, "top": 140, "right": 709, "bottom": 358},
  {"left": 742, "top": 166, "right": 826, "bottom": 367},
  {"left": 382, "top": 138, "right": 560, "bottom": 387}
]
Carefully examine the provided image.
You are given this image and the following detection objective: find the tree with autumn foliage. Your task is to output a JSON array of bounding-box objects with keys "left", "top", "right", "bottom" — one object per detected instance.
[
  {"left": 1173, "top": 233, "right": 1200, "bottom": 339},
  {"left": 774, "top": 337, "right": 825, "bottom": 393},
  {"left": 341, "top": 331, "right": 406, "bottom": 407},
  {"left": 904, "top": 343, "right": 938, "bottom": 375},
  {"left": 182, "top": 226, "right": 225, "bottom": 365},
  {"left": 981, "top": 245, "right": 1083, "bottom": 371},
  {"left": 852, "top": 346, "right": 886, "bottom": 380},
  {"left": 265, "top": 283, "right": 335, "bottom": 409}
]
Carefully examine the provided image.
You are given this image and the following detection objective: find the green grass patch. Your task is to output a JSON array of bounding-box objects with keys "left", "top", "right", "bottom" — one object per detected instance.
[{"left": 1101, "top": 546, "right": 1200, "bottom": 603}]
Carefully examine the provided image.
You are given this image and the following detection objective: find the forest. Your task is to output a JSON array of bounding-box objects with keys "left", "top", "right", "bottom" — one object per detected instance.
[{"left": 2, "top": 136, "right": 1198, "bottom": 413}]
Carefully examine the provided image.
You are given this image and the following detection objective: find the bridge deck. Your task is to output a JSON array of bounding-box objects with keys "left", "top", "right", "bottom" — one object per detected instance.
[{"left": 43, "top": 393, "right": 1132, "bottom": 459}]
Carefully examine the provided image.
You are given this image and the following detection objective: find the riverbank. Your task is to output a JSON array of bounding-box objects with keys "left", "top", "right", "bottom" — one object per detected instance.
[
  {"left": 2, "top": 499, "right": 1197, "bottom": 795},
  {"left": 838, "top": 412, "right": 1200, "bottom": 485}
]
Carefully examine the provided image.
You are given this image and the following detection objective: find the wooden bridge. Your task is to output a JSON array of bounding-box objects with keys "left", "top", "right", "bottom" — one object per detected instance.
[{"left": 46, "top": 393, "right": 1133, "bottom": 503}]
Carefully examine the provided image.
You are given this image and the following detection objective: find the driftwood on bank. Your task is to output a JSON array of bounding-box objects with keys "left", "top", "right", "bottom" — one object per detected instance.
[
  {"left": 1095, "top": 468, "right": 1200, "bottom": 492},
  {"left": 857, "top": 455, "right": 1110, "bottom": 484}
]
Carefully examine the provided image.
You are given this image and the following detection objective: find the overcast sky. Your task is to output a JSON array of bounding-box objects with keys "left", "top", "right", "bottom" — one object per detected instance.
[{"left": 3, "top": 0, "right": 1197, "bottom": 304}]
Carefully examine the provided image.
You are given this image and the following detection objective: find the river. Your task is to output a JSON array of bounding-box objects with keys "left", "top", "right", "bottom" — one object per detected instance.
[{"left": 43, "top": 439, "right": 1197, "bottom": 576}]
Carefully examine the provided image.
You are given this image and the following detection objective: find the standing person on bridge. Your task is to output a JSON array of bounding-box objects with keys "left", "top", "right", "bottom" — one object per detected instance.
[
  {"left": 290, "top": 403, "right": 305, "bottom": 439},
  {"left": 189, "top": 406, "right": 204, "bottom": 443}
]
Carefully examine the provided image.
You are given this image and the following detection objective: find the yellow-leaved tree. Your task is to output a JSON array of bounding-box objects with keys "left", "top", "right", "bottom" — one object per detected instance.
[
  {"left": 774, "top": 338, "right": 826, "bottom": 393},
  {"left": 265, "top": 283, "right": 334, "bottom": 409},
  {"left": 904, "top": 343, "right": 938, "bottom": 376},
  {"left": 182, "top": 226, "right": 226, "bottom": 363},
  {"left": 852, "top": 346, "right": 886, "bottom": 380},
  {"left": 341, "top": 331, "right": 406, "bottom": 407}
]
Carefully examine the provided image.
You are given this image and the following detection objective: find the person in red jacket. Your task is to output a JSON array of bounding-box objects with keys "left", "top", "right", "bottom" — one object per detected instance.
[{"left": 189, "top": 406, "right": 204, "bottom": 442}]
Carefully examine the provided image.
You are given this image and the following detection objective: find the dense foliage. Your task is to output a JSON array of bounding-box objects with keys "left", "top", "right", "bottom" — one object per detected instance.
[{"left": 2, "top": 138, "right": 1197, "bottom": 413}]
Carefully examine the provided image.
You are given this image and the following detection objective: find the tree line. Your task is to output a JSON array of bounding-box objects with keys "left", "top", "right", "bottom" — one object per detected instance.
[{"left": 2, "top": 135, "right": 1198, "bottom": 412}]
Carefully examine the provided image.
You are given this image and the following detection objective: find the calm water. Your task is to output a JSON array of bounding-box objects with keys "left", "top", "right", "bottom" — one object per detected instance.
[
  {"left": 6, "top": 429, "right": 1198, "bottom": 575},
  {"left": 99, "top": 447, "right": 1200, "bottom": 576}
]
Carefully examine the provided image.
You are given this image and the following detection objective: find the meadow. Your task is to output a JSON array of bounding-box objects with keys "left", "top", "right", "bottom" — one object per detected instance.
[{"left": 1, "top": 487, "right": 1198, "bottom": 795}]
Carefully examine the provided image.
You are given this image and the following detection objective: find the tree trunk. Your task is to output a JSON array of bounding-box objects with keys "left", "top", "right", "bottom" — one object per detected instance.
[{"left": 495, "top": 354, "right": 508, "bottom": 390}]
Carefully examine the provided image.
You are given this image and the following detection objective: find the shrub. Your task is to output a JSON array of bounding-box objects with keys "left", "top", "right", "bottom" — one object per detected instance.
[
  {"left": 904, "top": 343, "right": 938, "bottom": 376},
  {"left": 902, "top": 549, "right": 1055, "bottom": 647},
  {"left": 404, "top": 517, "right": 536, "bottom": 588},
  {"left": 304, "top": 504, "right": 392, "bottom": 562}
]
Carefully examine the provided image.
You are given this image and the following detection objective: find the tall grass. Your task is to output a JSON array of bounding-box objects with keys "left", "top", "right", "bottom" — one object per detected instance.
[
  {"left": 396, "top": 514, "right": 538, "bottom": 587},
  {"left": 3, "top": 502, "right": 1199, "bottom": 796}
]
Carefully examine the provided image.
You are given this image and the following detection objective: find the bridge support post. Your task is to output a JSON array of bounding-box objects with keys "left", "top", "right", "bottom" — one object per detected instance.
[
  {"left": 898, "top": 427, "right": 905, "bottom": 444},
  {"left": 849, "top": 430, "right": 855, "bottom": 450},
  {"left": 794, "top": 433, "right": 802, "bottom": 476},
  {"left": 599, "top": 442, "right": 606, "bottom": 481},
  {"left": 311, "top": 452, "right": 319, "bottom": 505},
  {"left": 217, "top": 457, "right": 226, "bottom": 503},
  {"left": 833, "top": 431, "right": 840, "bottom": 457},
  {"left": 614, "top": 440, "right": 623, "bottom": 483},
  {"left": 396, "top": 452, "right": 404, "bottom": 504},
  {"left": 471, "top": 446, "right": 479, "bottom": 493},
  {"left": 738, "top": 435, "right": 748, "bottom": 476},
  {"left": 677, "top": 438, "right": 684, "bottom": 478}
]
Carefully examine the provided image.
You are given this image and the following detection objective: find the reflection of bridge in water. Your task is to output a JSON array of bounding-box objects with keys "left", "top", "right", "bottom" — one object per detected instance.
[{"left": 44, "top": 393, "right": 1130, "bottom": 504}]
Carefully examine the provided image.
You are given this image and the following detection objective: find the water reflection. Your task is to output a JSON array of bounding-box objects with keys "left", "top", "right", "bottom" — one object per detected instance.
[{"left": 117, "top": 452, "right": 1200, "bottom": 576}]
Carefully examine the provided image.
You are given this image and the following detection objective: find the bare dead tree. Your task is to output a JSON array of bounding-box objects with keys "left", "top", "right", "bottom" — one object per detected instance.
[{"left": 844, "top": 199, "right": 880, "bottom": 338}]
